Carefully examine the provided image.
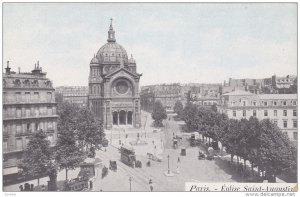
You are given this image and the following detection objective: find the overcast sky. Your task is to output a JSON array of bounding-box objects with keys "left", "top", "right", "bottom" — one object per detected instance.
[{"left": 3, "top": 3, "right": 297, "bottom": 87}]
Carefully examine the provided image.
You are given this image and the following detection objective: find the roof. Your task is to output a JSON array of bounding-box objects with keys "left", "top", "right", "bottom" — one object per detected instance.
[
  {"left": 258, "top": 94, "right": 297, "bottom": 100},
  {"left": 222, "top": 90, "right": 254, "bottom": 96}
]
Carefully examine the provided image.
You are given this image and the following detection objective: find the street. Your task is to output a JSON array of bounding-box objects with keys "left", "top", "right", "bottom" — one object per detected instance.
[{"left": 92, "top": 111, "right": 238, "bottom": 191}]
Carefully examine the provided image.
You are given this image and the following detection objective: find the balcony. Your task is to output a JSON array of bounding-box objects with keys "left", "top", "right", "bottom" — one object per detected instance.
[
  {"left": 3, "top": 114, "right": 58, "bottom": 121},
  {"left": 3, "top": 100, "right": 56, "bottom": 105},
  {"left": 15, "top": 131, "right": 33, "bottom": 137}
]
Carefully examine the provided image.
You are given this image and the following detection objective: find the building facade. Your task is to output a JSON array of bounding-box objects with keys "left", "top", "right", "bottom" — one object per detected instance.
[
  {"left": 55, "top": 86, "right": 88, "bottom": 107},
  {"left": 218, "top": 90, "right": 297, "bottom": 141},
  {"left": 3, "top": 61, "right": 58, "bottom": 176},
  {"left": 187, "top": 83, "right": 222, "bottom": 107},
  {"left": 88, "top": 21, "right": 142, "bottom": 129},
  {"left": 140, "top": 84, "right": 182, "bottom": 110},
  {"left": 272, "top": 75, "right": 297, "bottom": 89}
]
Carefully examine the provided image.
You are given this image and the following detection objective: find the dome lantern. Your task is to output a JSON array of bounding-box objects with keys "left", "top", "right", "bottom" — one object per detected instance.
[{"left": 107, "top": 18, "right": 116, "bottom": 43}]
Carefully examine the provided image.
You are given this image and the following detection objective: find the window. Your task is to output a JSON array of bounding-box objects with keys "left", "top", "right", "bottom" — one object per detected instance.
[
  {"left": 26, "top": 123, "right": 30, "bottom": 132},
  {"left": 3, "top": 92, "right": 7, "bottom": 103},
  {"left": 16, "top": 124, "right": 22, "bottom": 134},
  {"left": 3, "top": 141, "right": 8, "bottom": 153},
  {"left": 264, "top": 101, "right": 268, "bottom": 106},
  {"left": 34, "top": 92, "right": 39, "bottom": 102},
  {"left": 25, "top": 92, "right": 30, "bottom": 102},
  {"left": 233, "top": 111, "right": 236, "bottom": 117},
  {"left": 283, "top": 101, "right": 287, "bottom": 106},
  {"left": 293, "top": 132, "right": 297, "bottom": 140},
  {"left": 16, "top": 107, "right": 22, "bottom": 118},
  {"left": 47, "top": 107, "right": 52, "bottom": 115},
  {"left": 274, "top": 110, "right": 277, "bottom": 117},
  {"left": 274, "top": 120, "right": 278, "bottom": 126},
  {"left": 243, "top": 110, "right": 246, "bottom": 117},
  {"left": 35, "top": 123, "right": 39, "bottom": 131},
  {"left": 293, "top": 110, "right": 297, "bottom": 116},
  {"left": 242, "top": 101, "right": 246, "bottom": 106},
  {"left": 253, "top": 101, "right": 256, "bottom": 106},
  {"left": 16, "top": 139, "right": 23, "bottom": 150},
  {"left": 264, "top": 110, "right": 268, "bottom": 117},
  {"left": 283, "top": 110, "right": 287, "bottom": 116},
  {"left": 283, "top": 121, "right": 287, "bottom": 128},
  {"left": 293, "top": 101, "right": 297, "bottom": 106},
  {"left": 25, "top": 108, "right": 31, "bottom": 117},
  {"left": 15, "top": 92, "right": 21, "bottom": 102},
  {"left": 253, "top": 110, "right": 256, "bottom": 117},
  {"left": 34, "top": 107, "right": 39, "bottom": 117},
  {"left": 47, "top": 92, "right": 52, "bottom": 102},
  {"left": 47, "top": 122, "right": 53, "bottom": 130},
  {"left": 273, "top": 101, "right": 277, "bottom": 106},
  {"left": 293, "top": 120, "right": 297, "bottom": 128}
]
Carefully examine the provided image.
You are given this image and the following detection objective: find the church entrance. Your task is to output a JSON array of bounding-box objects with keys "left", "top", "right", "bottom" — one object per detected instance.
[
  {"left": 119, "top": 110, "right": 126, "bottom": 125},
  {"left": 112, "top": 110, "right": 133, "bottom": 126}
]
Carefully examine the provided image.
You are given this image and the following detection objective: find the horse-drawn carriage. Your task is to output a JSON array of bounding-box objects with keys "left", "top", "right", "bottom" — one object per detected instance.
[
  {"left": 147, "top": 153, "right": 163, "bottom": 162},
  {"left": 198, "top": 151, "right": 205, "bottom": 160},
  {"left": 109, "top": 160, "right": 117, "bottom": 171}
]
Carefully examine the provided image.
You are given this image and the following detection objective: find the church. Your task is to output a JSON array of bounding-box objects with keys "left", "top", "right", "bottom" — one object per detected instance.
[{"left": 88, "top": 20, "right": 142, "bottom": 129}]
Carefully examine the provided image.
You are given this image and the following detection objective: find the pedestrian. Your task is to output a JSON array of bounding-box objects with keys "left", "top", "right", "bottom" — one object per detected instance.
[
  {"left": 19, "top": 185, "right": 23, "bottom": 191},
  {"left": 177, "top": 157, "right": 180, "bottom": 163},
  {"left": 30, "top": 184, "right": 34, "bottom": 191},
  {"left": 149, "top": 179, "right": 153, "bottom": 192}
]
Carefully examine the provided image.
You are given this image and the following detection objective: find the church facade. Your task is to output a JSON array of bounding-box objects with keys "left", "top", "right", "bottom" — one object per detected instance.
[{"left": 88, "top": 21, "right": 142, "bottom": 129}]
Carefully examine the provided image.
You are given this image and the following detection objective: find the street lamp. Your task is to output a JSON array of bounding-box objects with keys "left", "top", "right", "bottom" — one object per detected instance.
[
  {"left": 167, "top": 154, "right": 170, "bottom": 174},
  {"left": 110, "top": 129, "right": 112, "bottom": 145},
  {"left": 129, "top": 176, "right": 132, "bottom": 192}
]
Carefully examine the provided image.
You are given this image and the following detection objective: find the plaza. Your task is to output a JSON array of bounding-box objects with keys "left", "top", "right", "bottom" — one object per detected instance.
[{"left": 90, "top": 111, "right": 238, "bottom": 192}]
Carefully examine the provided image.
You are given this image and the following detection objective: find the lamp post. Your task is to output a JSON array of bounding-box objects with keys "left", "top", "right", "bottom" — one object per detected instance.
[
  {"left": 167, "top": 154, "right": 170, "bottom": 174},
  {"left": 129, "top": 176, "right": 132, "bottom": 192},
  {"left": 110, "top": 129, "right": 112, "bottom": 145}
]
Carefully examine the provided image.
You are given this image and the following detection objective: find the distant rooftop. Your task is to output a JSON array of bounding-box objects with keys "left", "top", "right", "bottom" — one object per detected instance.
[
  {"left": 223, "top": 90, "right": 254, "bottom": 96},
  {"left": 258, "top": 94, "right": 297, "bottom": 100}
]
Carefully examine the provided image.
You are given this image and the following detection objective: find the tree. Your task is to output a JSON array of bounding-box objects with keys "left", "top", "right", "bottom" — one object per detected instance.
[
  {"left": 76, "top": 107, "right": 106, "bottom": 155},
  {"left": 181, "top": 103, "right": 200, "bottom": 131},
  {"left": 173, "top": 100, "right": 183, "bottom": 116},
  {"left": 211, "top": 103, "right": 218, "bottom": 112},
  {"left": 19, "top": 130, "right": 57, "bottom": 189},
  {"left": 151, "top": 100, "right": 167, "bottom": 127},
  {"left": 55, "top": 92, "right": 64, "bottom": 104},
  {"left": 55, "top": 134, "right": 86, "bottom": 180},
  {"left": 56, "top": 102, "right": 86, "bottom": 180},
  {"left": 255, "top": 119, "right": 296, "bottom": 181}
]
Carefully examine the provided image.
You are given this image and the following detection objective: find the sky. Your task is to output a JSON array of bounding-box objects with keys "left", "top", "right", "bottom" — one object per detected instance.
[{"left": 3, "top": 3, "right": 297, "bottom": 87}]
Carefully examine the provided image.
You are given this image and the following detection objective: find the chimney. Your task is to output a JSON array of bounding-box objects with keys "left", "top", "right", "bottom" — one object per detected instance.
[{"left": 5, "top": 61, "right": 11, "bottom": 74}]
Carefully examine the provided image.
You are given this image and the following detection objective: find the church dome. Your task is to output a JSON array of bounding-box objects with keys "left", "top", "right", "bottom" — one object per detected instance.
[
  {"left": 95, "top": 19, "right": 128, "bottom": 63},
  {"left": 96, "top": 42, "right": 128, "bottom": 63}
]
